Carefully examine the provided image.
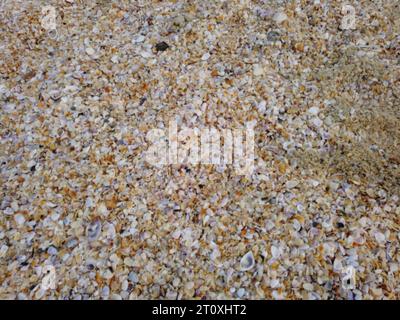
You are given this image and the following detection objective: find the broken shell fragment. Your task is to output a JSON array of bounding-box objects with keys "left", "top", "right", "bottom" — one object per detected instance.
[{"left": 86, "top": 220, "right": 102, "bottom": 242}]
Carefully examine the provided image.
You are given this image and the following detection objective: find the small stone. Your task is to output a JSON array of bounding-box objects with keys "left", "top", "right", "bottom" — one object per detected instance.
[
  {"left": 337, "top": 222, "right": 345, "bottom": 229},
  {"left": 155, "top": 41, "right": 169, "bottom": 52}
]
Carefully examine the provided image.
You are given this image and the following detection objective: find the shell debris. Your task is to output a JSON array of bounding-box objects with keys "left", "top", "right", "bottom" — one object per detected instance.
[{"left": 0, "top": 0, "right": 399, "bottom": 300}]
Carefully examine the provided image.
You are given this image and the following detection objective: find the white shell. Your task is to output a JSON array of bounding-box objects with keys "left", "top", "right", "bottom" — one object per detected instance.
[
  {"left": 375, "top": 232, "right": 386, "bottom": 244},
  {"left": 271, "top": 245, "right": 281, "bottom": 259},
  {"left": 85, "top": 47, "right": 95, "bottom": 56},
  {"left": 308, "top": 107, "right": 320, "bottom": 115},
  {"left": 240, "top": 251, "right": 255, "bottom": 271},
  {"left": 273, "top": 12, "right": 288, "bottom": 24}
]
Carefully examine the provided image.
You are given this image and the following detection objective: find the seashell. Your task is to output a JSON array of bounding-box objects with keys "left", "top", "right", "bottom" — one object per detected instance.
[
  {"left": 47, "top": 246, "right": 58, "bottom": 256},
  {"left": 86, "top": 220, "right": 101, "bottom": 242},
  {"left": 132, "top": 35, "right": 145, "bottom": 44},
  {"left": 201, "top": 52, "right": 210, "bottom": 61},
  {"left": 286, "top": 180, "right": 299, "bottom": 189},
  {"left": 0, "top": 245, "right": 8, "bottom": 258},
  {"left": 303, "top": 283, "right": 314, "bottom": 291},
  {"left": 97, "top": 203, "right": 109, "bottom": 216},
  {"left": 257, "top": 100, "right": 267, "bottom": 113},
  {"left": 273, "top": 11, "right": 287, "bottom": 24},
  {"left": 128, "top": 272, "right": 139, "bottom": 283},
  {"left": 49, "top": 90, "right": 61, "bottom": 101},
  {"left": 266, "top": 30, "right": 280, "bottom": 42},
  {"left": 253, "top": 64, "right": 264, "bottom": 76},
  {"left": 240, "top": 251, "right": 255, "bottom": 271},
  {"left": 292, "top": 219, "right": 302, "bottom": 232},
  {"left": 3, "top": 103, "right": 15, "bottom": 113},
  {"left": 374, "top": 232, "right": 386, "bottom": 244},
  {"left": 66, "top": 238, "right": 78, "bottom": 249},
  {"left": 85, "top": 46, "right": 95, "bottom": 56},
  {"left": 140, "top": 51, "right": 153, "bottom": 59},
  {"left": 271, "top": 245, "right": 281, "bottom": 259},
  {"left": 111, "top": 55, "right": 119, "bottom": 64}
]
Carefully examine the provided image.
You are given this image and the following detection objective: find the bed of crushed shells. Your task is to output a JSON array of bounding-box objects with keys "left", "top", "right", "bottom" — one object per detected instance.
[{"left": 0, "top": 0, "right": 399, "bottom": 300}]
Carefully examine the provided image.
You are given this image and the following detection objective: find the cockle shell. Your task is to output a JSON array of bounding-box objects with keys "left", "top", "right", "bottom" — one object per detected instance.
[{"left": 240, "top": 251, "right": 255, "bottom": 271}]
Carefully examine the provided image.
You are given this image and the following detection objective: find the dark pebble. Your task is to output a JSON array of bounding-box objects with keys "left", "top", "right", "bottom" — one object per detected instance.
[
  {"left": 155, "top": 41, "right": 169, "bottom": 52},
  {"left": 337, "top": 222, "right": 345, "bottom": 228},
  {"left": 267, "top": 31, "right": 280, "bottom": 42}
]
